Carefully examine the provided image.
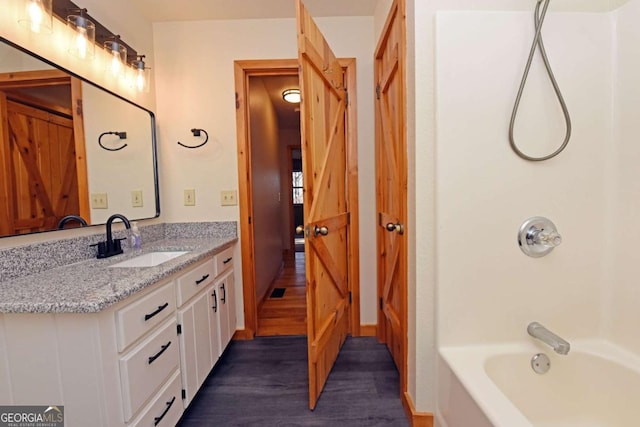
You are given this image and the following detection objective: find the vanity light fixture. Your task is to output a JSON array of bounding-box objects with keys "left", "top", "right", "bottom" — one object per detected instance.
[
  {"left": 282, "top": 89, "right": 301, "bottom": 104},
  {"left": 18, "top": 0, "right": 53, "bottom": 34},
  {"left": 66, "top": 8, "right": 95, "bottom": 59},
  {"left": 104, "top": 35, "right": 127, "bottom": 78},
  {"left": 131, "top": 55, "right": 151, "bottom": 93}
]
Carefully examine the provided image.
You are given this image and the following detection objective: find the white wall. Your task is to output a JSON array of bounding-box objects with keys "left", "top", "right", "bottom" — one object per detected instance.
[
  {"left": 609, "top": 0, "right": 640, "bottom": 355},
  {"left": 152, "top": 16, "right": 377, "bottom": 326}
]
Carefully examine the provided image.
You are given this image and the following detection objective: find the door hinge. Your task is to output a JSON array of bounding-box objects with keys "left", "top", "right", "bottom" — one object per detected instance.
[
  {"left": 379, "top": 297, "right": 383, "bottom": 310},
  {"left": 235, "top": 92, "right": 240, "bottom": 109},
  {"left": 248, "top": 216, "right": 252, "bottom": 225},
  {"left": 349, "top": 291, "right": 352, "bottom": 304},
  {"left": 345, "top": 90, "right": 349, "bottom": 106},
  {"left": 375, "top": 83, "right": 381, "bottom": 100},
  {"left": 182, "top": 389, "right": 186, "bottom": 400},
  {"left": 177, "top": 324, "right": 182, "bottom": 335},
  {"left": 378, "top": 212, "right": 383, "bottom": 226},
  {"left": 76, "top": 99, "right": 83, "bottom": 115}
]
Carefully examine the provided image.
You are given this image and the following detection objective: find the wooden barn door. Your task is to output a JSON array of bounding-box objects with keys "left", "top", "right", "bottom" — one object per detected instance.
[
  {"left": 3, "top": 99, "right": 80, "bottom": 234},
  {"left": 296, "top": 0, "right": 350, "bottom": 410},
  {"left": 375, "top": 0, "right": 408, "bottom": 392}
]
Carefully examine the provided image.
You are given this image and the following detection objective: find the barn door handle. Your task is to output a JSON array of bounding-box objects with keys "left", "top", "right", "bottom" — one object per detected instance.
[
  {"left": 386, "top": 222, "right": 404, "bottom": 235},
  {"left": 314, "top": 225, "right": 329, "bottom": 236}
]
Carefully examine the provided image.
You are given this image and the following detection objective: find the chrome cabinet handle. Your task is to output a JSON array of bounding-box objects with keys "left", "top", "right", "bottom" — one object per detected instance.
[{"left": 385, "top": 222, "right": 404, "bottom": 235}]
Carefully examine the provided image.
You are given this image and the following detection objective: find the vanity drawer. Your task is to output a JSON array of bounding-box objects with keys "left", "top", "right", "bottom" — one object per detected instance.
[
  {"left": 215, "top": 246, "right": 234, "bottom": 275},
  {"left": 176, "top": 259, "right": 215, "bottom": 306},
  {"left": 115, "top": 281, "right": 176, "bottom": 352},
  {"left": 130, "top": 370, "right": 183, "bottom": 427},
  {"left": 120, "top": 318, "right": 179, "bottom": 421}
]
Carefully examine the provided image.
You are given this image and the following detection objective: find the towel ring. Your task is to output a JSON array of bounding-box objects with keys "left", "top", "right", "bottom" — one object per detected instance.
[
  {"left": 98, "top": 131, "right": 127, "bottom": 151},
  {"left": 178, "top": 128, "right": 209, "bottom": 149}
]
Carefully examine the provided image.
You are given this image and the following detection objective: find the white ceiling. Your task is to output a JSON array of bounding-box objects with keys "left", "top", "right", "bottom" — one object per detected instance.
[{"left": 129, "top": 0, "right": 378, "bottom": 22}]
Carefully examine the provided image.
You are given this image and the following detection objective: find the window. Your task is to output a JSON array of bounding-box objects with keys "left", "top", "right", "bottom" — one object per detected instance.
[{"left": 292, "top": 171, "right": 303, "bottom": 204}]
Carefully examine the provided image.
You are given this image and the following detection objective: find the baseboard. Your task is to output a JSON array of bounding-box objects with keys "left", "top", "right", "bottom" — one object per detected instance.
[
  {"left": 402, "top": 391, "right": 434, "bottom": 427},
  {"left": 359, "top": 324, "right": 377, "bottom": 337},
  {"left": 232, "top": 329, "right": 254, "bottom": 340}
]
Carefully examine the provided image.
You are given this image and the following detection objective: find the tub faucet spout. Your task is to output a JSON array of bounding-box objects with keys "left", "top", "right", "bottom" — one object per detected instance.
[{"left": 527, "top": 322, "right": 570, "bottom": 355}]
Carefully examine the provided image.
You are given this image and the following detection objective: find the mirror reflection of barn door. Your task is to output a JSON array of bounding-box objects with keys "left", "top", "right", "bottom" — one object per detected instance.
[
  {"left": 296, "top": 0, "right": 354, "bottom": 410},
  {"left": 375, "top": 0, "right": 408, "bottom": 394}
]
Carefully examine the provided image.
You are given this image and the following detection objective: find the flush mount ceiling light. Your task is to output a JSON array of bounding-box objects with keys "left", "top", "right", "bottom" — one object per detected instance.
[
  {"left": 18, "top": 0, "right": 53, "bottom": 34},
  {"left": 282, "top": 89, "right": 301, "bottom": 104}
]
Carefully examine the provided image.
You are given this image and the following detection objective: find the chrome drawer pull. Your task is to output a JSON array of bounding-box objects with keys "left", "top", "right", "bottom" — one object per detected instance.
[
  {"left": 144, "top": 303, "right": 169, "bottom": 321},
  {"left": 195, "top": 274, "right": 210, "bottom": 285},
  {"left": 154, "top": 396, "right": 176, "bottom": 426},
  {"left": 148, "top": 341, "right": 172, "bottom": 365}
]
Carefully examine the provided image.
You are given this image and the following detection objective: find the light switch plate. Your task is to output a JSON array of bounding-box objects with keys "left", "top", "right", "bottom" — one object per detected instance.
[
  {"left": 91, "top": 193, "right": 108, "bottom": 209},
  {"left": 184, "top": 189, "right": 196, "bottom": 206},
  {"left": 221, "top": 190, "right": 237, "bottom": 206},
  {"left": 131, "top": 190, "right": 143, "bottom": 207}
]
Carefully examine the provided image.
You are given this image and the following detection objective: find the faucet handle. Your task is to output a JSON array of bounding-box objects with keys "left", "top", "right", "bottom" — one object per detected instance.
[
  {"left": 90, "top": 241, "right": 108, "bottom": 258},
  {"left": 518, "top": 217, "right": 562, "bottom": 257}
]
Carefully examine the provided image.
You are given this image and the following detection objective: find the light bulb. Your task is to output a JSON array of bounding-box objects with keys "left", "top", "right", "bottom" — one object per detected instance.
[
  {"left": 74, "top": 27, "right": 88, "bottom": 59},
  {"left": 110, "top": 50, "right": 122, "bottom": 76},
  {"left": 27, "top": 1, "right": 44, "bottom": 33},
  {"left": 135, "top": 69, "right": 146, "bottom": 92}
]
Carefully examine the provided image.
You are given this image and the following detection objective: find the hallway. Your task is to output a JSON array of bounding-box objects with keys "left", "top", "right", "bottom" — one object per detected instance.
[
  {"left": 257, "top": 252, "right": 307, "bottom": 336},
  {"left": 177, "top": 336, "right": 408, "bottom": 426}
]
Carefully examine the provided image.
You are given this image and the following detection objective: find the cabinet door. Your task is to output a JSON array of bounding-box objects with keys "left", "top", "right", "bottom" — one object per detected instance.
[
  {"left": 177, "top": 291, "right": 212, "bottom": 408},
  {"left": 224, "top": 272, "right": 236, "bottom": 342},
  {"left": 217, "top": 276, "right": 231, "bottom": 352},
  {"left": 208, "top": 284, "right": 222, "bottom": 360}
]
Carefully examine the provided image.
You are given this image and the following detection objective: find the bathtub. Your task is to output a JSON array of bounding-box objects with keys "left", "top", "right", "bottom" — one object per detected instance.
[{"left": 437, "top": 339, "right": 640, "bottom": 427}]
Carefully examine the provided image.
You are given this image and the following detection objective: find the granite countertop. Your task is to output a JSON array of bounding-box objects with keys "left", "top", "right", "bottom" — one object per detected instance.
[{"left": 0, "top": 236, "right": 237, "bottom": 314}]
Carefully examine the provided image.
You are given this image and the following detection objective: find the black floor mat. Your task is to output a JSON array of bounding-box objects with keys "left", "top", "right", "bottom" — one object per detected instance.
[{"left": 270, "top": 288, "right": 286, "bottom": 298}]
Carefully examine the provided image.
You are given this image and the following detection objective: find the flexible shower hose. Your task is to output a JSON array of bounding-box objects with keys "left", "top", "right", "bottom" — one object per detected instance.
[{"left": 509, "top": 0, "right": 572, "bottom": 161}]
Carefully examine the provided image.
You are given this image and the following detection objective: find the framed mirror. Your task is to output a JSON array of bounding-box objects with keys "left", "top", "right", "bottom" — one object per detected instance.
[{"left": 0, "top": 37, "right": 159, "bottom": 238}]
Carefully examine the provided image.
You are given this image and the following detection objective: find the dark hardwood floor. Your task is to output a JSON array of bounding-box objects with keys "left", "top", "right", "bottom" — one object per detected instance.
[{"left": 178, "top": 336, "right": 408, "bottom": 426}]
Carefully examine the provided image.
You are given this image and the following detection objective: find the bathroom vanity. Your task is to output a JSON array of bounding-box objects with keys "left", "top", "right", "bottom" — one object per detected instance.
[{"left": 0, "top": 233, "right": 237, "bottom": 427}]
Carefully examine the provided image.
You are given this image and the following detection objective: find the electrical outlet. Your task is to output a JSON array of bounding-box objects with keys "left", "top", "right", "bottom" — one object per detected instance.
[
  {"left": 221, "top": 190, "right": 237, "bottom": 206},
  {"left": 184, "top": 189, "right": 196, "bottom": 206},
  {"left": 131, "top": 190, "right": 143, "bottom": 207},
  {"left": 91, "top": 193, "right": 108, "bottom": 209}
]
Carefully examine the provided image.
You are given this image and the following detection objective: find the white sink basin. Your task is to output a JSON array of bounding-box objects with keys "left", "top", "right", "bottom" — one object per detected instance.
[{"left": 109, "top": 251, "right": 189, "bottom": 268}]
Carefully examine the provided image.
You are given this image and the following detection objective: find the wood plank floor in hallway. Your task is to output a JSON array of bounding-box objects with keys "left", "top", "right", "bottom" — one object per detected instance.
[
  {"left": 177, "top": 336, "right": 409, "bottom": 426},
  {"left": 257, "top": 251, "right": 307, "bottom": 336}
]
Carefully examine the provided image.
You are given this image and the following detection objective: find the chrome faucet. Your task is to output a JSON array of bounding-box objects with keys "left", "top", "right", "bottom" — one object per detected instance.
[
  {"left": 527, "top": 322, "right": 570, "bottom": 355},
  {"left": 92, "top": 214, "right": 131, "bottom": 259}
]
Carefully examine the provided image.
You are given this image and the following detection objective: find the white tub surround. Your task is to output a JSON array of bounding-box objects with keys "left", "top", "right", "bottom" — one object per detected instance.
[{"left": 439, "top": 340, "right": 640, "bottom": 427}]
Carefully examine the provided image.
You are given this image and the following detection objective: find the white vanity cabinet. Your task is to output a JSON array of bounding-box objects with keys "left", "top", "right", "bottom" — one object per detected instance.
[
  {"left": 176, "top": 247, "right": 236, "bottom": 408},
  {"left": 0, "top": 243, "right": 237, "bottom": 427}
]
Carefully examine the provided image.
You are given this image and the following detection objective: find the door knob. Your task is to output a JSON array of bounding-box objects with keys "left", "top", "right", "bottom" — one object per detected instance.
[
  {"left": 295, "top": 225, "right": 304, "bottom": 235},
  {"left": 313, "top": 225, "right": 329, "bottom": 236},
  {"left": 386, "top": 222, "right": 404, "bottom": 235}
]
